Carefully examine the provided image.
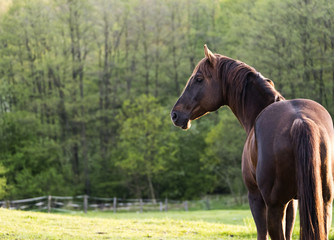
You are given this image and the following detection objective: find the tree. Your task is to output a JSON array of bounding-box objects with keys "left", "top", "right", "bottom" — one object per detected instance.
[
  {"left": 0, "top": 165, "right": 7, "bottom": 199},
  {"left": 116, "top": 95, "right": 178, "bottom": 201},
  {"left": 232, "top": 0, "right": 334, "bottom": 112},
  {"left": 202, "top": 108, "right": 246, "bottom": 200},
  {"left": 0, "top": 111, "right": 71, "bottom": 198},
  {"left": 161, "top": 117, "right": 217, "bottom": 200}
]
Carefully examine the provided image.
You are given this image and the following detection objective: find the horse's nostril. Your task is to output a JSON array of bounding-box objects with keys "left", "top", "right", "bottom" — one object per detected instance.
[{"left": 171, "top": 112, "right": 178, "bottom": 121}]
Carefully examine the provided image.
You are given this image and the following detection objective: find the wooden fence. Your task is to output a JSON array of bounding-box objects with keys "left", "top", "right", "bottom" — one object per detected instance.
[{"left": 0, "top": 195, "right": 214, "bottom": 213}]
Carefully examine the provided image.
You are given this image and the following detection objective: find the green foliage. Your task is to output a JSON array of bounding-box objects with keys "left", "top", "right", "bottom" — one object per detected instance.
[
  {"left": 116, "top": 95, "right": 178, "bottom": 199},
  {"left": 202, "top": 108, "right": 246, "bottom": 198},
  {"left": 0, "top": 111, "right": 72, "bottom": 198},
  {"left": 115, "top": 95, "right": 214, "bottom": 200},
  {"left": 233, "top": 0, "right": 334, "bottom": 110},
  {"left": 0, "top": 0, "right": 333, "bottom": 200},
  {"left": 0, "top": 164, "right": 7, "bottom": 198},
  {"left": 157, "top": 122, "right": 216, "bottom": 200}
]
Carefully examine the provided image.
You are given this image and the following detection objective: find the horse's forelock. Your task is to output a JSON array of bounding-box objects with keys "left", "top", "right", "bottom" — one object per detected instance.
[{"left": 196, "top": 58, "right": 214, "bottom": 76}]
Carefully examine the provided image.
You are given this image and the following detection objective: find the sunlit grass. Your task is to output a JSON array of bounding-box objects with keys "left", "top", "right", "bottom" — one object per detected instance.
[
  {"left": 0, "top": 208, "right": 256, "bottom": 239},
  {"left": 1, "top": 208, "right": 334, "bottom": 239}
]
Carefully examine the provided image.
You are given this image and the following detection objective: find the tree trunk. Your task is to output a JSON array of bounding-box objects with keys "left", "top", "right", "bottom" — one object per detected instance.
[{"left": 147, "top": 173, "right": 156, "bottom": 204}]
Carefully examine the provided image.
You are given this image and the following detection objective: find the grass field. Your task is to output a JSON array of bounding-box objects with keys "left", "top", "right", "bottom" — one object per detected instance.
[{"left": 0, "top": 208, "right": 332, "bottom": 239}]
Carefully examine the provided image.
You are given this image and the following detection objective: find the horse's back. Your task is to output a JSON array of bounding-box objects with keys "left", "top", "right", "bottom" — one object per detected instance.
[
  {"left": 256, "top": 99, "right": 334, "bottom": 148},
  {"left": 254, "top": 99, "right": 334, "bottom": 204},
  {"left": 257, "top": 99, "right": 333, "bottom": 132}
]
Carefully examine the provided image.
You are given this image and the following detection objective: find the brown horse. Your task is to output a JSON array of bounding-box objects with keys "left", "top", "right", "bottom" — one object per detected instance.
[{"left": 171, "top": 45, "right": 334, "bottom": 239}]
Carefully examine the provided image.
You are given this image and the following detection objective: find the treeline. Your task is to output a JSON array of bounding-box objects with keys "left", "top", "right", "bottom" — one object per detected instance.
[{"left": 0, "top": 0, "right": 333, "bottom": 201}]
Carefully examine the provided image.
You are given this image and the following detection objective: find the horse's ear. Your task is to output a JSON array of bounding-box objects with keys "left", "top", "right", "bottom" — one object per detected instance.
[{"left": 204, "top": 44, "right": 216, "bottom": 66}]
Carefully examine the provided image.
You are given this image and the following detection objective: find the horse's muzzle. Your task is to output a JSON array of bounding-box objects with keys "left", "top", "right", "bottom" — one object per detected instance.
[{"left": 171, "top": 110, "right": 190, "bottom": 129}]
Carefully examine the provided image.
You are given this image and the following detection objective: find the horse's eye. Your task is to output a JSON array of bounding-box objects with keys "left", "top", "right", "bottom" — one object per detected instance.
[{"left": 196, "top": 77, "right": 203, "bottom": 83}]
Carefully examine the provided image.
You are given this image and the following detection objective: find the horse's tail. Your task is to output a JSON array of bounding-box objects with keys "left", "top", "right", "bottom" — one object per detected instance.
[{"left": 290, "top": 117, "right": 325, "bottom": 239}]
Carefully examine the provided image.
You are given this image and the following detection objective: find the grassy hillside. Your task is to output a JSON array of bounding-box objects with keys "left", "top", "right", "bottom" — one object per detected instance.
[{"left": 0, "top": 208, "right": 258, "bottom": 239}]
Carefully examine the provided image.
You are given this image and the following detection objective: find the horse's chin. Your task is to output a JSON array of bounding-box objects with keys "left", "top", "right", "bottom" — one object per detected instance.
[{"left": 181, "top": 121, "right": 191, "bottom": 130}]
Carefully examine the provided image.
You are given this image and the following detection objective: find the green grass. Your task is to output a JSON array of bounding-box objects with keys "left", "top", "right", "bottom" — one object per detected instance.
[
  {"left": 0, "top": 208, "right": 256, "bottom": 239},
  {"left": 0, "top": 208, "right": 333, "bottom": 239}
]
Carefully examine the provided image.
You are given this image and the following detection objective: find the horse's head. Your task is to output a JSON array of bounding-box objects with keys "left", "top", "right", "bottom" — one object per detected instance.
[{"left": 171, "top": 45, "right": 224, "bottom": 129}]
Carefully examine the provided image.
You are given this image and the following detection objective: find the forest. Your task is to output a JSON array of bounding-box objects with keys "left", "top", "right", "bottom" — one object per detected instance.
[{"left": 0, "top": 0, "right": 333, "bottom": 201}]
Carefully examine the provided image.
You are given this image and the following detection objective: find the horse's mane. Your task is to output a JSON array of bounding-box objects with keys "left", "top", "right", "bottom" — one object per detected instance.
[{"left": 198, "top": 55, "right": 284, "bottom": 115}]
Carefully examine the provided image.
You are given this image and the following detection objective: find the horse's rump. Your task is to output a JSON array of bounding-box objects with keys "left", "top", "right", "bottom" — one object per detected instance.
[{"left": 254, "top": 99, "right": 333, "bottom": 239}]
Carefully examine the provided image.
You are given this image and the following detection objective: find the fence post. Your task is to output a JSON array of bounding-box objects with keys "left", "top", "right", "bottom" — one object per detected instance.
[
  {"left": 184, "top": 200, "right": 188, "bottom": 211},
  {"left": 205, "top": 197, "right": 210, "bottom": 210},
  {"left": 84, "top": 195, "right": 88, "bottom": 214},
  {"left": 139, "top": 199, "right": 143, "bottom": 213},
  {"left": 164, "top": 198, "right": 168, "bottom": 212},
  {"left": 48, "top": 195, "right": 52, "bottom": 213},
  {"left": 159, "top": 201, "right": 163, "bottom": 212},
  {"left": 5, "top": 200, "right": 10, "bottom": 209},
  {"left": 113, "top": 197, "right": 117, "bottom": 213}
]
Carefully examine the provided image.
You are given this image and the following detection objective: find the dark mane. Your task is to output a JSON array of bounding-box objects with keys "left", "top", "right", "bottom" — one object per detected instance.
[
  {"left": 192, "top": 54, "right": 285, "bottom": 131},
  {"left": 213, "top": 55, "right": 284, "bottom": 116},
  {"left": 195, "top": 54, "right": 285, "bottom": 130}
]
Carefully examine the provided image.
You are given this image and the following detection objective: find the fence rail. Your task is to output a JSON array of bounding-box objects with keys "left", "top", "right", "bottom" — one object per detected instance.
[
  {"left": 0, "top": 195, "right": 248, "bottom": 213},
  {"left": 0, "top": 195, "right": 209, "bottom": 213}
]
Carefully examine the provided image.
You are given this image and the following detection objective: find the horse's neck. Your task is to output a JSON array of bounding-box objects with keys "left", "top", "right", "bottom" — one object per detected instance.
[{"left": 228, "top": 75, "right": 279, "bottom": 134}]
